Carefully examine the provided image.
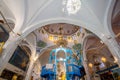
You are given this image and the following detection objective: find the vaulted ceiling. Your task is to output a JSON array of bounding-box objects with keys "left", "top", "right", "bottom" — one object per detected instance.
[
  {"left": 0, "top": 0, "right": 116, "bottom": 40},
  {"left": 0, "top": 0, "right": 120, "bottom": 67}
]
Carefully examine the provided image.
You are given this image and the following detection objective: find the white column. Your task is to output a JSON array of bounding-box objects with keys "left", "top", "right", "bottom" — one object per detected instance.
[
  {"left": 102, "top": 37, "right": 120, "bottom": 66},
  {"left": 82, "top": 34, "right": 91, "bottom": 80},
  {"left": 82, "top": 49, "right": 91, "bottom": 80},
  {"left": 0, "top": 34, "right": 20, "bottom": 75},
  {"left": 25, "top": 59, "right": 35, "bottom": 80},
  {"left": 83, "top": 59, "right": 91, "bottom": 80}
]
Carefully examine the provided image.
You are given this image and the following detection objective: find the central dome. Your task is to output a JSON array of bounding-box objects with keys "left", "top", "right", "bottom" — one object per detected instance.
[{"left": 43, "top": 23, "right": 79, "bottom": 36}]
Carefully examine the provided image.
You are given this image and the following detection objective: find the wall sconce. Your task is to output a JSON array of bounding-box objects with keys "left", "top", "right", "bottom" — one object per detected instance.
[
  {"left": 89, "top": 63, "right": 93, "bottom": 68},
  {"left": 101, "top": 57, "right": 106, "bottom": 62}
]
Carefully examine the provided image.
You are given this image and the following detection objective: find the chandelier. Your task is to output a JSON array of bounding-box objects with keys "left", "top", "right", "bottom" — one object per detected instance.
[
  {"left": 63, "top": 0, "right": 81, "bottom": 14},
  {"left": 48, "top": 35, "right": 72, "bottom": 46}
]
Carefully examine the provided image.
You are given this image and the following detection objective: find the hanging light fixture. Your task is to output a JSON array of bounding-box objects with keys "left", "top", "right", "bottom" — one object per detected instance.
[{"left": 63, "top": 0, "right": 81, "bottom": 15}]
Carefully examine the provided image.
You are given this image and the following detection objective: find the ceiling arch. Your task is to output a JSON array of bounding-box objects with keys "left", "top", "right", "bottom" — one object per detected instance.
[
  {"left": 1, "top": 0, "right": 120, "bottom": 65},
  {"left": 82, "top": 34, "right": 115, "bottom": 62},
  {"left": 21, "top": 18, "right": 102, "bottom": 41},
  {"left": 0, "top": 1, "right": 15, "bottom": 22}
]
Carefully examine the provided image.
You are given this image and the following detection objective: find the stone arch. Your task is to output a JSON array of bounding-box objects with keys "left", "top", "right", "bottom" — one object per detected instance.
[
  {"left": 103, "top": 0, "right": 116, "bottom": 37},
  {"left": 21, "top": 18, "right": 102, "bottom": 41},
  {"left": 8, "top": 18, "right": 118, "bottom": 65},
  {"left": 82, "top": 34, "right": 117, "bottom": 80},
  {"left": 82, "top": 34, "right": 95, "bottom": 61},
  {"left": 82, "top": 34, "right": 116, "bottom": 62}
]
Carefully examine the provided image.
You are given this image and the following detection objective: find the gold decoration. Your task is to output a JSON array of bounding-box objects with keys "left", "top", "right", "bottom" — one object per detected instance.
[
  {"left": 74, "top": 40, "right": 78, "bottom": 44},
  {"left": 77, "top": 32, "right": 80, "bottom": 36},
  {"left": 56, "top": 39, "right": 68, "bottom": 46},
  {"left": 58, "top": 36, "right": 63, "bottom": 40},
  {"left": 0, "top": 42, "right": 4, "bottom": 54},
  {"left": 49, "top": 35, "right": 54, "bottom": 41},
  {"left": 12, "top": 74, "right": 18, "bottom": 80},
  {"left": 67, "top": 36, "right": 72, "bottom": 42}
]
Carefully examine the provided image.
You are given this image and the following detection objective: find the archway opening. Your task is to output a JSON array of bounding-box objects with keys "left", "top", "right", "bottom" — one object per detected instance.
[
  {"left": 26, "top": 22, "right": 118, "bottom": 80},
  {"left": 83, "top": 36, "right": 119, "bottom": 80}
]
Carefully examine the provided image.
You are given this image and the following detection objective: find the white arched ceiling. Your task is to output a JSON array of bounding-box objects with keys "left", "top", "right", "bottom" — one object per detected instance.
[
  {"left": 2, "top": 0, "right": 52, "bottom": 33},
  {"left": 3, "top": 0, "right": 26, "bottom": 32},
  {"left": 0, "top": 1, "right": 15, "bottom": 22},
  {"left": 1, "top": 0, "right": 116, "bottom": 40},
  {"left": 21, "top": 0, "right": 103, "bottom": 36}
]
